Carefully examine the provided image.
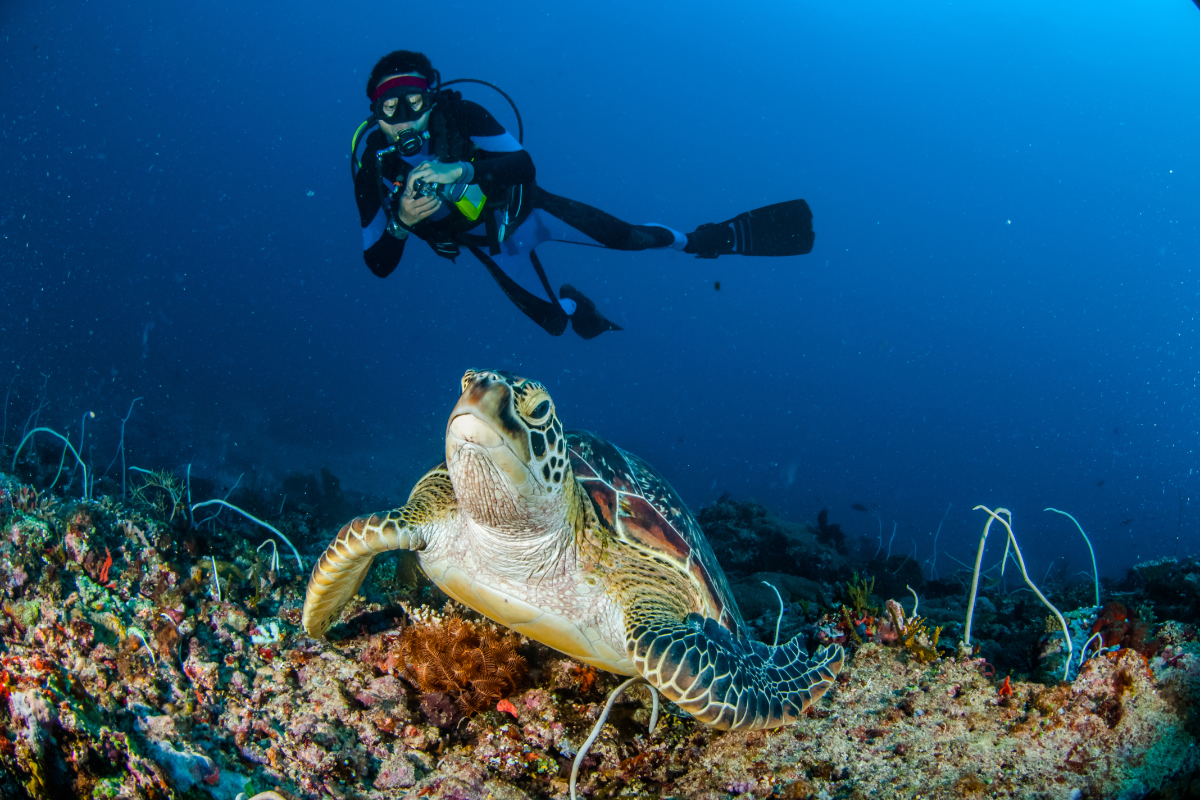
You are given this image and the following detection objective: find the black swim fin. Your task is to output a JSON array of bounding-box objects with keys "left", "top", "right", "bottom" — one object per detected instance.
[
  {"left": 683, "top": 199, "right": 814, "bottom": 259},
  {"left": 560, "top": 284, "right": 623, "bottom": 340}
]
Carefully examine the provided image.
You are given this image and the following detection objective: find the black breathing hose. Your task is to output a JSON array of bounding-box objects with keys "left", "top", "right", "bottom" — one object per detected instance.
[{"left": 439, "top": 78, "right": 524, "bottom": 145}]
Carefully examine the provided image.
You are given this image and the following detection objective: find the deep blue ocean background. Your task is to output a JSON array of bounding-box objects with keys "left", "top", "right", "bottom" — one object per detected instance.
[{"left": 1, "top": 1, "right": 1197, "bottom": 582}]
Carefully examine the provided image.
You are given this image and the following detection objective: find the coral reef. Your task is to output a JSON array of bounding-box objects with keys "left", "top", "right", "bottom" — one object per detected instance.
[
  {"left": 814, "top": 508, "right": 847, "bottom": 555},
  {"left": 0, "top": 472, "right": 1197, "bottom": 799},
  {"left": 1092, "top": 601, "right": 1158, "bottom": 655},
  {"left": 697, "top": 496, "right": 849, "bottom": 580},
  {"left": 280, "top": 467, "right": 357, "bottom": 529}
]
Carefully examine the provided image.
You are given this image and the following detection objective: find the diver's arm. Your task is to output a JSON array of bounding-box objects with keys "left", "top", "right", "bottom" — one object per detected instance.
[
  {"left": 452, "top": 100, "right": 537, "bottom": 195},
  {"left": 363, "top": 214, "right": 407, "bottom": 278},
  {"left": 355, "top": 146, "right": 408, "bottom": 278},
  {"left": 407, "top": 152, "right": 533, "bottom": 196},
  {"left": 470, "top": 150, "right": 535, "bottom": 196}
]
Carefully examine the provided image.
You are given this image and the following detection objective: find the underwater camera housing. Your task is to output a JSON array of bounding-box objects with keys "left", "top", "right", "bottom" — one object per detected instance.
[
  {"left": 412, "top": 178, "right": 440, "bottom": 198},
  {"left": 410, "top": 178, "right": 486, "bottom": 222}
]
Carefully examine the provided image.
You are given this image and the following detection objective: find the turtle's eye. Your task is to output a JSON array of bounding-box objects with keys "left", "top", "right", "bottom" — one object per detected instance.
[{"left": 528, "top": 399, "right": 552, "bottom": 423}]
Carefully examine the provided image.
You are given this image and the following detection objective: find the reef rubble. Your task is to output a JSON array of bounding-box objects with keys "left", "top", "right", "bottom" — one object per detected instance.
[{"left": 0, "top": 474, "right": 1197, "bottom": 799}]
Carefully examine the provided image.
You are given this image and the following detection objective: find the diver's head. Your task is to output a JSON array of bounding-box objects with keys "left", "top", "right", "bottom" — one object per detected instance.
[{"left": 368, "top": 51, "right": 437, "bottom": 143}]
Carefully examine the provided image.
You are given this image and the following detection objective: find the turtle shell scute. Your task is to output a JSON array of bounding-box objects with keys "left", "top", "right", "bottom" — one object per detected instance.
[{"left": 566, "top": 430, "right": 745, "bottom": 634}]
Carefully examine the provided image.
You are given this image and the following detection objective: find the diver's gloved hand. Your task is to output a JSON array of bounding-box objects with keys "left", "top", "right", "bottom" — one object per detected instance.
[
  {"left": 399, "top": 170, "right": 443, "bottom": 227},
  {"left": 409, "top": 159, "right": 466, "bottom": 186}
]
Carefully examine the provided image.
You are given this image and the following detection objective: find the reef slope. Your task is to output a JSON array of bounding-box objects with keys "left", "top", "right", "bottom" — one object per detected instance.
[{"left": 0, "top": 474, "right": 1196, "bottom": 799}]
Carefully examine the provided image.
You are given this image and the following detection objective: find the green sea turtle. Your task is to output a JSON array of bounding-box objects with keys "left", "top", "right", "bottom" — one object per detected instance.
[{"left": 302, "top": 369, "right": 843, "bottom": 750}]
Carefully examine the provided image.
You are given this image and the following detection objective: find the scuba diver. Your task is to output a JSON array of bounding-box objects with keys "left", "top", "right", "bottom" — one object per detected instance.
[{"left": 353, "top": 50, "right": 815, "bottom": 339}]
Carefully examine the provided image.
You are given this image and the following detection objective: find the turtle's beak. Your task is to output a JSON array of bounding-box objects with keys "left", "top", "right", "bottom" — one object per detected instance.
[{"left": 447, "top": 378, "right": 534, "bottom": 498}]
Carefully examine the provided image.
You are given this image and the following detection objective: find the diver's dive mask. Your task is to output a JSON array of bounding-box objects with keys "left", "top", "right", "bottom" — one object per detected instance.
[{"left": 371, "top": 75, "right": 433, "bottom": 125}]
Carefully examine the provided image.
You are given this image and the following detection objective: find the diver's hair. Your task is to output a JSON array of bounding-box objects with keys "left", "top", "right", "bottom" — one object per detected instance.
[{"left": 367, "top": 51, "right": 436, "bottom": 99}]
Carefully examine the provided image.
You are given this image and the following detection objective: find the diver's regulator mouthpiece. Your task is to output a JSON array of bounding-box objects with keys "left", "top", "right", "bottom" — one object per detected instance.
[{"left": 394, "top": 128, "right": 428, "bottom": 157}]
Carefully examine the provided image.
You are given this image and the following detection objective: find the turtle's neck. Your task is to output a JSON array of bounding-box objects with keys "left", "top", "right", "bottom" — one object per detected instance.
[
  {"left": 450, "top": 449, "right": 583, "bottom": 582},
  {"left": 463, "top": 506, "right": 576, "bottom": 583}
]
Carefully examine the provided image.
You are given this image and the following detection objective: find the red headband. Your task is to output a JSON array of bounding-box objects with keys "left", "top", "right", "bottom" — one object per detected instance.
[{"left": 370, "top": 75, "right": 430, "bottom": 102}]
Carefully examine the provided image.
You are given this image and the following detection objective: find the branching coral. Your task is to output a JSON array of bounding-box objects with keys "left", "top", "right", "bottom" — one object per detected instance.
[
  {"left": 815, "top": 508, "right": 847, "bottom": 554},
  {"left": 844, "top": 572, "right": 876, "bottom": 618},
  {"left": 399, "top": 612, "right": 527, "bottom": 714},
  {"left": 901, "top": 616, "right": 943, "bottom": 663},
  {"left": 9, "top": 486, "right": 52, "bottom": 519},
  {"left": 884, "top": 597, "right": 943, "bottom": 662},
  {"left": 129, "top": 467, "right": 186, "bottom": 522},
  {"left": 840, "top": 605, "right": 863, "bottom": 645}
]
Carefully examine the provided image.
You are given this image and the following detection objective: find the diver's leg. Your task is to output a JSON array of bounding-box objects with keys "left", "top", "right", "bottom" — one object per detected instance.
[
  {"left": 473, "top": 207, "right": 622, "bottom": 339},
  {"left": 468, "top": 244, "right": 569, "bottom": 336},
  {"left": 532, "top": 188, "right": 815, "bottom": 259},
  {"left": 534, "top": 188, "right": 687, "bottom": 252}
]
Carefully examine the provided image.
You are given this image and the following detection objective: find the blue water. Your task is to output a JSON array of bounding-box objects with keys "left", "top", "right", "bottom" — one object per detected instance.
[{"left": 1, "top": 1, "right": 1197, "bottom": 581}]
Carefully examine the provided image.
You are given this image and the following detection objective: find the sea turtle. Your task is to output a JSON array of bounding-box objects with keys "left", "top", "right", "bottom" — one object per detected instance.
[{"left": 302, "top": 369, "right": 844, "bottom": 765}]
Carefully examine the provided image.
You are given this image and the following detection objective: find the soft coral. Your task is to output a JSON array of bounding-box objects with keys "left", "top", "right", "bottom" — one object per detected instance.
[
  {"left": 1091, "top": 602, "right": 1158, "bottom": 658},
  {"left": 399, "top": 613, "right": 527, "bottom": 714}
]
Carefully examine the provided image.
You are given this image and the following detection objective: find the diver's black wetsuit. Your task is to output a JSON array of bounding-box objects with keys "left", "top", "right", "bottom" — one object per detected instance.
[
  {"left": 354, "top": 99, "right": 537, "bottom": 278},
  {"left": 354, "top": 95, "right": 683, "bottom": 338}
]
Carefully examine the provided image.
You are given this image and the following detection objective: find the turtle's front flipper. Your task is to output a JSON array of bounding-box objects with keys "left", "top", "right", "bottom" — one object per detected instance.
[
  {"left": 302, "top": 466, "right": 456, "bottom": 638},
  {"left": 627, "top": 612, "right": 843, "bottom": 730}
]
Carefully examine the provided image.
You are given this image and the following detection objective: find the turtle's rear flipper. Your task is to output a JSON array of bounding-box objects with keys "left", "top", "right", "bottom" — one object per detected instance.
[
  {"left": 302, "top": 466, "right": 455, "bottom": 638},
  {"left": 627, "top": 612, "right": 843, "bottom": 729},
  {"left": 560, "top": 284, "right": 623, "bottom": 340},
  {"left": 683, "top": 199, "right": 814, "bottom": 259}
]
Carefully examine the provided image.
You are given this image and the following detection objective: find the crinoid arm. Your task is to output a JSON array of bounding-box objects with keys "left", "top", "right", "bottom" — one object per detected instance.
[
  {"left": 302, "top": 466, "right": 456, "bottom": 638},
  {"left": 626, "top": 609, "right": 844, "bottom": 730}
]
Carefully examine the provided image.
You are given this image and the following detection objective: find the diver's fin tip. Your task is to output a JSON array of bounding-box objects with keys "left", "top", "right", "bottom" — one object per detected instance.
[
  {"left": 558, "top": 285, "right": 621, "bottom": 340},
  {"left": 686, "top": 199, "right": 815, "bottom": 258}
]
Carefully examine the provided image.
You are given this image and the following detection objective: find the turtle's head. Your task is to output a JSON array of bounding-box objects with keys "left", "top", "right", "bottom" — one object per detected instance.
[{"left": 446, "top": 369, "right": 574, "bottom": 530}]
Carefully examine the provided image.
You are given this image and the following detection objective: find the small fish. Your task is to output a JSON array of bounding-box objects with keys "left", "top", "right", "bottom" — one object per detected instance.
[
  {"left": 851, "top": 503, "right": 869, "bottom": 513},
  {"left": 1096, "top": 480, "right": 1106, "bottom": 487},
  {"left": 714, "top": 281, "right": 721, "bottom": 291},
  {"left": 1121, "top": 518, "right": 1133, "bottom": 525}
]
